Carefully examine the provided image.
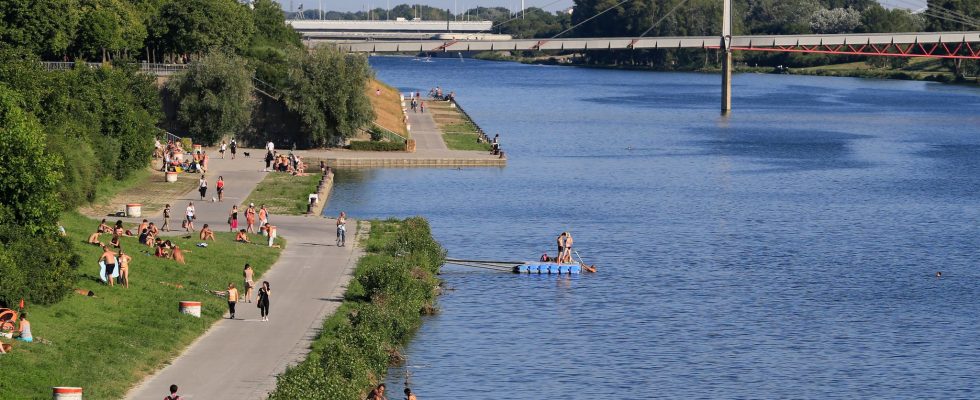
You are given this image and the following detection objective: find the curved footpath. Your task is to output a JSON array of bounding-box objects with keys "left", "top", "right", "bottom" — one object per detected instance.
[{"left": 123, "top": 156, "right": 360, "bottom": 400}]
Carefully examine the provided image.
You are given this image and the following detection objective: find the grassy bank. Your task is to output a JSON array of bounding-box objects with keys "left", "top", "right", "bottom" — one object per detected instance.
[
  {"left": 427, "top": 101, "right": 492, "bottom": 152},
  {"left": 269, "top": 217, "right": 445, "bottom": 400},
  {"left": 243, "top": 172, "right": 322, "bottom": 215},
  {"left": 78, "top": 167, "right": 200, "bottom": 218},
  {"left": 0, "top": 212, "right": 282, "bottom": 399},
  {"left": 366, "top": 79, "right": 409, "bottom": 137}
]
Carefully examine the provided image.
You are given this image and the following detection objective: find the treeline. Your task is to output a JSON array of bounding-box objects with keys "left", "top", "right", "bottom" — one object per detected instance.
[
  {"left": 0, "top": 0, "right": 373, "bottom": 307},
  {"left": 287, "top": 5, "right": 572, "bottom": 39},
  {"left": 568, "top": 0, "right": 979, "bottom": 77}
]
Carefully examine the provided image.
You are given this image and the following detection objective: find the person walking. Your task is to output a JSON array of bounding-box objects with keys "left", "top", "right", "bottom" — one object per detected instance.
[
  {"left": 219, "top": 141, "right": 227, "bottom": 159},
  {"left": 258, "top": 205, "right": 269, "bottom": 227},
  {"left": 162, "top": 204, "right": 172, "bottom": 232},
  {"left": 243, "top": 264, "right": 254, "bottom": 303},
  {"left": 245, "top": 203, "right": 256, "bottom": 233},
  {"left": 185, "top": 202, "right": 196, "bottom": 232},
  {"left": 264, "top": 150, "right": 273, "bottom": 172},
  {"left": 226, "top": 283, "right": 239, "bottom": 319},
  {"left": 229, "top": 205, "right": 239, "bottom": 232},
  {"left": 336, "top": 211, "right": 347, "bottom": 247},
  {"left": 257, "top": 281, "right": 271, "bottom": 321},
  {"left": 216, "top": 176, "right": 225, "bottom": 202},
  {"left": 230, "top": 139, "right": 237, "bottom": 159},
  {"left": 198, "top": 175, "right": 208, "bottom": 200},
  {"left": 265, "top": 223, "right": 278, "bottom": 248}
]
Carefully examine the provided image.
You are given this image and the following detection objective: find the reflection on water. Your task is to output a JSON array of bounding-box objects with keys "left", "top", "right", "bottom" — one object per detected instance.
[{"left": 322, "top": 57, "right": 980, "bottom": 398}]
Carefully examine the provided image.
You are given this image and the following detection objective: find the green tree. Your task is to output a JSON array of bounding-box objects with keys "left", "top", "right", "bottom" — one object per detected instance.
[
  {"left": 282, "top": 47, "right": 374, "bottom": 147},
  {"left": 0, "top": 0, "right": 82, "bottom": 58},
  {"left": 74, "top": 0, "right": 146, "bottom": 62},
  {"left": 168, "top": 51, "right": 256, "bottom": 145},
  {"left": 0, "top": 86, "right": 63, "bottom": 231},
  {"left": 252, "top": 0, "right": 301, "bottom": 48},
  {"left": 151, "top": 0, "right": 256, "bottom": 56}
]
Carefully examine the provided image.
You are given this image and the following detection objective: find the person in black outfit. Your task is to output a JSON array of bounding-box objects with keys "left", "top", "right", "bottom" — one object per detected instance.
[
  {"left": 264, "top": 151, "right": 274, "bottom": 171},
  {"left": 257, "top": 281, "right": 271, "bottom": 321}
]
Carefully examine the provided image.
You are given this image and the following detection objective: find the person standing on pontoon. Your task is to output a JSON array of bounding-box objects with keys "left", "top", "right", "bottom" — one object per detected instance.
[
  {"left": 562, "top": 232, "right": 573, "bottom": 263},
  {"left": 556, "top": 232, "right": 566, "bottom": 262}
]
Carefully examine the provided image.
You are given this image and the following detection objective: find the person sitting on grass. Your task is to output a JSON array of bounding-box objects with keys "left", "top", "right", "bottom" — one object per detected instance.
[
  {"left": 200, "top": 224, "right": 215, "bottom": 241},
  {"left": 148, "top": 222, "right": 159, "bottom": 237},
  {"left": 138, "top": 228, "right": 150, "bottom": 246},
  {"left": 88, "top": 231, "right": 102, "bottom": 245},
  {"left": 155, "top": 239, "right": 170, "bottom": 258},
  {"left": 109, "top": 235, "right": 121, "bottom": 249},
  {"left": 98, "top": 219, "right": 111, "bottom": 233},
  {"left": 0, "top": 338, "right": 10, "bottom": 354},
  {"left": 14, "top": 312, "right": 32, "bottom": 343},
  {"left": 137, "top": 219, "right": 149, "bottom": 235},
  {"left": 235, "top": 229, "right": 250, "bottom": 243},
  {"left": 171, "top": 244, "right": 186, "bottom": 265}
]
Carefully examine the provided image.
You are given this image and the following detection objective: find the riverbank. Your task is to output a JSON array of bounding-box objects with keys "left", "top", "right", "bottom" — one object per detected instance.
[
  {"left": 473, "top": 51, "right": 979, "bottom": 85},
  {"left": 0, "top": 212, "right": 281, "bottom": 399},
  {"left": 426, "top": 100, "right": 493, "bottom": 152},
  {"left": 269, "top": 217, "right": 445, "bottom": 400}
]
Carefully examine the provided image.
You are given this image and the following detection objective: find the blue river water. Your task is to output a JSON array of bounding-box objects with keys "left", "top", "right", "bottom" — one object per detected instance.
[{"left": 324, "top": 56, "right": 980, "bottom": 398}]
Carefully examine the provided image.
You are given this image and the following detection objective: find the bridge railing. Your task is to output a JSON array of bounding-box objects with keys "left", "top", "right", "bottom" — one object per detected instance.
[
  {"left": 368, "top": 122, "right": 408, "bottom": 143},
  {"left": 40, "top": 61, "right": 190, "bottom": 73}
]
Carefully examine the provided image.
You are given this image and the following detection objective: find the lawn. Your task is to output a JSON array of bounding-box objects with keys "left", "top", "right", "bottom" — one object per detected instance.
[
  {"left": 0, "top": 212, "right": 282, "bottom": 399},
  {"left": 427, "top": 102, "right": 492, "bottom": 152},
  {"left": 242, "top": 172, "right": 322, "bottom": 215},
  {"left": 78, "top": 167, "right": 200, "bottom": 218}
]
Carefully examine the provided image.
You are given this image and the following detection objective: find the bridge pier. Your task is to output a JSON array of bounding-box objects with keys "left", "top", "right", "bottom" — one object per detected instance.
[
  {"left": 720, "top": 0, "right": 732, "bottom": 114},
  {"left": 721, "top": 51, "right": 732, "bottom": 114}
]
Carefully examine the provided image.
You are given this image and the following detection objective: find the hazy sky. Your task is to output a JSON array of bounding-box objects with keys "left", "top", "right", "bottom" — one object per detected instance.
[{"left": 274, "top": 0, "right": 926, "bottom": 15}]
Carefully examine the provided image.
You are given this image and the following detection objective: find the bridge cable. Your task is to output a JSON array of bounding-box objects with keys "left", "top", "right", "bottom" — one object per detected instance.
[
  {"left": 638, "top": 0, "right": 692, "bottom": 38},
  {"left": 891, "top": 0, "right": 980, "bottom": 28},
  {"left": 550, "top": 0, "right": 633, "bottom": 39}
]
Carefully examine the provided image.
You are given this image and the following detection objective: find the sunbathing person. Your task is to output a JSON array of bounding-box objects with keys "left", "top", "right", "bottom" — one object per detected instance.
[
  {"left": 98, "top": 219, "right": 111, "bottom": 233},
  {"left": 148, "top": 222, "right": 159, "bottom": 236},
  {"left": 109, "top": 235, "right": 121, "bottom": 248},
  {"left": 171, "top": 245, "right": 186, "bottom": 264},
  {"left": 88, "top": 231, "right": 102, "bottom": 245},
  {"left": 136, "top": 219, "right": 149, "bottom": 235},
  {"left": 200, "top": 224, "right": 215, "bottom": 241},
  {"left": 235, "top": 229, "right": 250, "bottom": 243},
  {"left": 154, "top": 239, "right": 169, "bottom": 258}
]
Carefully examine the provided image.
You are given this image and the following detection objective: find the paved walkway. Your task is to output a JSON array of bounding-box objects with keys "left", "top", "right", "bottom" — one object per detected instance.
[
  {"left": 124, "top": 156, "right": 360, "bottom": 400},
  {"left": 407, "top": 108, "right": 448, "bottom": 151}
]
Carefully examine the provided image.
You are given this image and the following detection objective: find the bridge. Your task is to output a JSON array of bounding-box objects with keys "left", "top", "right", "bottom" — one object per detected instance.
[{"left": 333, "top": 0, "right": 980, "bottom": 114}]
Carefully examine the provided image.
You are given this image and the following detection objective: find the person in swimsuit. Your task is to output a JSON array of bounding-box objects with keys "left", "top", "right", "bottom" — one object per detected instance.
[
  {"left": 171, "top": 245, "right": 185, "bottom": 265},
  {"left": 118, "top": 249, "right": 132, "bottom": 289},
  {"left": 243, "top": 264, "right": 255, "bottom": 303},
  {"left": 246, "top": 203, "right": 256, "bottom": 233},
  {"left": 257, "top": 281, "right": 271, "bottom": 321},
  {"left": 216, "top": 176, "right": 225, "bottom": 202},
  {"left": 200, "top": 224, "right": 215, "bottom": 241},
  {"left": 15, "top": 312, "right": 32, "bottom": 343},
  {"left": 562, "top": 232, "right": 574, "bottom": 263},
  {"left": 236, "top": 229, "right": 250, "bottom": 243},
  {"left": 556, "top": 232, "right": 566, "bottom": 262},
  {"left": 404, "top": 388, "right": 417, "bottom": 400},
  {"left": 99, "top": 245, "right": 118, "bottom": 286}
]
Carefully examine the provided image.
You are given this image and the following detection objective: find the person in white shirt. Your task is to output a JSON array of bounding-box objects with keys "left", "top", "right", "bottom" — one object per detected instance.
[
  {"left": 266, "top": 141, "right": 274, "bottom": 152},
  {"left": 185, "top": 202, "right": 196, "bottom": 232}
]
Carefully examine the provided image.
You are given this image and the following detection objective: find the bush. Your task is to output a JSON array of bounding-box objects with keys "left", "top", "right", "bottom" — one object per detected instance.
[
  {"left": 270, "top": 218, "right": 445, "bottom": 399},
  {"left": 348, "top": 141, "right": 406, "bottom": 152}
]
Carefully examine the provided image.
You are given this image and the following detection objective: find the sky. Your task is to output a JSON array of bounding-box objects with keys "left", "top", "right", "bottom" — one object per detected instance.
[{"left": 274, "top": 0, "right": 927, "bottom": 15}]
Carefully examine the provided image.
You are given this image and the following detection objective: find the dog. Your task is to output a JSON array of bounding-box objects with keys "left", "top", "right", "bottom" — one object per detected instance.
[{"left": 243, "top": 151, "right": 251, "bottom": 158}]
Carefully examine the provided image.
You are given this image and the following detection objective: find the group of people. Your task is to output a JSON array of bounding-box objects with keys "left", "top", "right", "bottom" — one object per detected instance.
[
  {"left": 222, "top": 264, "right": 272, "bottom": 321},
  {"left": 265, "top": 150, "right": 308, "bottom": 176},
  {"left": 218, "top": 139, "right": 238, "bottom": 159},
  {"left": 428, "top": 86, "right": 455, "bottom": 102},
  {"left": 367, "top": 383, "right": 419, "bottom": 400}
]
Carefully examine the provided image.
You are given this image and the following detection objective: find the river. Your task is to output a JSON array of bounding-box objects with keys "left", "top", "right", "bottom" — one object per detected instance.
[{"left": 323, "top": 56, "right": 980, "bottom": 398}]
